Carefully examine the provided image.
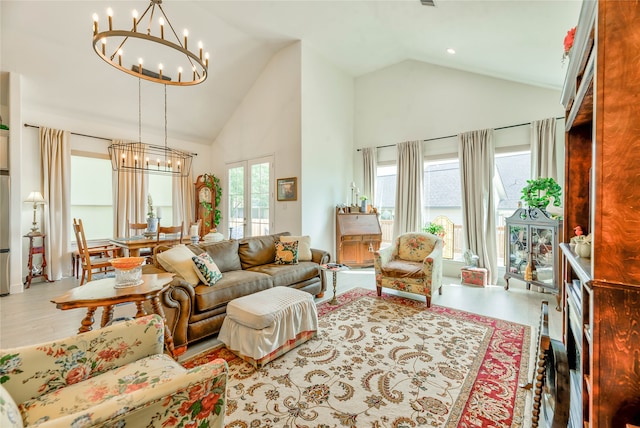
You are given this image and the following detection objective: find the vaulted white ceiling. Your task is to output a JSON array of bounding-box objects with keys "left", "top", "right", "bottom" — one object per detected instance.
[{"left": 1, "top": 1, "right": 581, "bottom": 145}]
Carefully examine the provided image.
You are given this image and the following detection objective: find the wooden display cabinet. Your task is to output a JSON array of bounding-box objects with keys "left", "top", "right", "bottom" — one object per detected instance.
[
  {"left": 504, "top": 207, "right": 562, "bottom": 307},
  {"left": 335, "top": 208, "right": 381, "bottom": 267},
  {"left": 560, "top": 2, "right": 640, "bottom": 427}
]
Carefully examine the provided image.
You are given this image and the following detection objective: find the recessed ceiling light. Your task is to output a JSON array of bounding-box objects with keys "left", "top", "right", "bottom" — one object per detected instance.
[{"left": 447, "top": 48, "right": 456, "bottom": 55}]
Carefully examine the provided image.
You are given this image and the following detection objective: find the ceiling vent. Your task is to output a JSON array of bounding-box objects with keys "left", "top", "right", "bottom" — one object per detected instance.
[{"left": 420, "top": 0, "right": 436, "bottom": 5}]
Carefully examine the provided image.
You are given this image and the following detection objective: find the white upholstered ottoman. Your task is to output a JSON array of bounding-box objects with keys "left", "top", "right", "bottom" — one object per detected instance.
[{"left": 218, "top": 286, "right": 318, "bottom": 368}]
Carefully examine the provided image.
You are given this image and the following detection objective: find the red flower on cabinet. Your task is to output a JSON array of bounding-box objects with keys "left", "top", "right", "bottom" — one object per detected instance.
[{"left": 564, "top": 27, "right": 577, "bottom": 57}]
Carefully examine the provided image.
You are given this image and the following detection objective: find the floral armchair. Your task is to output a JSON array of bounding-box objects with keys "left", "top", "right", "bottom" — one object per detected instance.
[
  {"left": 0, "top": 314, "right": 227, "bottom": 428},
  {"left": 374, "top": 232, "right": 443, "bottom": 307}
]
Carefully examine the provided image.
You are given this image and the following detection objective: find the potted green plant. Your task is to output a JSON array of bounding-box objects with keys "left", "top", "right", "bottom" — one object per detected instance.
[
  {"left": 147, "top": 194, "right": 158, "bottom": 233},
  {"left": 423, "top": 222, "right": 445, "bottom": 237},
  {"left": 520, "top": 177, "right": 562, "bottom": 211}
]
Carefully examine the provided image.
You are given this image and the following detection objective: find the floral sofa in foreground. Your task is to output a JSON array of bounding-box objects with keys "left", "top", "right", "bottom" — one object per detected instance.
[{"left": 0, "top": 314, "right": 227, "bottom": 427}]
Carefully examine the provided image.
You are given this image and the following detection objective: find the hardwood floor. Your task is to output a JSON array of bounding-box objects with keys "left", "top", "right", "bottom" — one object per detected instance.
[{"left": 0, "top": 269, "right": 562, "bottom": 350}]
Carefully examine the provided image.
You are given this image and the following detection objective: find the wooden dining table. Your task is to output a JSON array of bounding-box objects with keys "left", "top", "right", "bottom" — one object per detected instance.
[{"left": 109, "top": 235, "right": 188, "bottom": 257}]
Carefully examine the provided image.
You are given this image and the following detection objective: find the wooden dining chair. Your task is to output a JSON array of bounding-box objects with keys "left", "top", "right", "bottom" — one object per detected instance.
[
  {"left": 128, "top": 222, "right": 149, "bottom": 238},
  {"left": 73, "top": 218, "right": 116, "bottom": 285},
  {"left": 128, "top": 221, "right": 154, "bottom": 263},
  {"left": 157, "top": 222, "right": 184, "bottom": 245}
]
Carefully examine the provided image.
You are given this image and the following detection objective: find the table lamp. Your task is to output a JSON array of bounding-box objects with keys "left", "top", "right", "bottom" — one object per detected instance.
[{"left": 25, "top": 191, "right": 46, "bottom": 233}]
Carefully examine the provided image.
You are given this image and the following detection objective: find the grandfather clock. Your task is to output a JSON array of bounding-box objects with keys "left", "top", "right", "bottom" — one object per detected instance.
[{"left": 194, "top": 174, "right": 216, "bottom": 238}]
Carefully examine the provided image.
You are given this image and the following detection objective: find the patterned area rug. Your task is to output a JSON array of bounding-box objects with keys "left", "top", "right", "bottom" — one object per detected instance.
[{"left": 184, "top": 288, "right": 531, "bottom": 427}]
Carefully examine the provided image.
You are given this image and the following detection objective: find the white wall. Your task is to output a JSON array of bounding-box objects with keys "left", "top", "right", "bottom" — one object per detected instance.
[
  {"left": 354, "top": 59, "right": 566, "bottom": 171},
  {"left": 213, "top": 42, "right": 302, "bottom": 238},
  {"left": 301, "top": 43, "right": 354, "bottom": 257}
]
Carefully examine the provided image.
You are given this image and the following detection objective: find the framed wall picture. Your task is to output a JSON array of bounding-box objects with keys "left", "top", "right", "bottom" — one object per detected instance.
[{"left": 277, "top": 177, "right": 297, "bottom": 201}]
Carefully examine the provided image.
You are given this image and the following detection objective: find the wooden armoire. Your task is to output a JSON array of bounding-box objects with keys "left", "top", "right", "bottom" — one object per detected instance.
[{"left": 560, "top": 1, "right": 640, "bottom": 427}]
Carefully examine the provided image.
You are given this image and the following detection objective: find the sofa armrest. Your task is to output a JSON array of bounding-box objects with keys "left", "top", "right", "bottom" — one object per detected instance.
[
  {"left": 422, "top": 239, "right": 444, "bottom": 290},
  {"left": 0, "top": 315, "right": 164, "bottom": 405},
  {"left": 30, "top": 358, "right": 229, "bottom": 428},
  {"left": 310, "top": 248, "right": 330, "bottom": 265},
  {"left": 311, "top": 248, "right": 331, "bottom": 293},
  {"left": 374, "top": 245, "right": 394, "bottom": 269},
  {"left": 161, "top": 277, "right": 197, "bottom": 348},
  {"left": 142, "top": 264, "right": 195, "bottom": 349}
]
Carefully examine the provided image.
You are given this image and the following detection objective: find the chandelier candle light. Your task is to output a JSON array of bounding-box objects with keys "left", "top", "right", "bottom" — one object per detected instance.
[{"left": 92, "top": 0, "right": 209, "bottom": 86}]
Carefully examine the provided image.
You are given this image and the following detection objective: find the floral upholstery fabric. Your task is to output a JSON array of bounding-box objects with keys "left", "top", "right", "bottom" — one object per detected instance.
[
  {"left": 374, "top": 232, "right": 443, "bottom": 307},
  {"left": 0, "top": 314, "right": 228, "bottom": 428},
  {"left": 397, "top": 233, "right": 437, "bottom": 262}
]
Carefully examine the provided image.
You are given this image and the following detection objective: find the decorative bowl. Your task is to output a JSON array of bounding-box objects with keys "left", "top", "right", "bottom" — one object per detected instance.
[{"left": 109, "top": 257, "right": 145, "bottom": 270}]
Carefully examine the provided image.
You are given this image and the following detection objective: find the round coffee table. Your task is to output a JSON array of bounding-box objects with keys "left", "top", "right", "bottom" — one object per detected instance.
[{"left": 320, "top": 263, "right": 350, "bottom": 305}]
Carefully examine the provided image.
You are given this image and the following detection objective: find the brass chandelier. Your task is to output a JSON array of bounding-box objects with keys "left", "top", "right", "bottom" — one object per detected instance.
[
  {"left": 96, "top": 0, "right": 203, "bottom": 177},
  {"left": 92, "top": 0, "right": 208, "bottom": 85}
]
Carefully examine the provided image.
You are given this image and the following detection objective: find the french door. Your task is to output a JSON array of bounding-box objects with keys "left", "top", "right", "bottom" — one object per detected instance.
[{"left": 226, "top": 156, "right": 273, "bottom": 239}]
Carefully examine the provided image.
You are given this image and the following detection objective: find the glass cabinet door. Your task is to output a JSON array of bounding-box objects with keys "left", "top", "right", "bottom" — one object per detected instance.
[
  {"left": 530, "top": 226, "right": 555, "bottom": 285},
  {"left": 508, "top": 224, "right": 528, "bottom": 277}
]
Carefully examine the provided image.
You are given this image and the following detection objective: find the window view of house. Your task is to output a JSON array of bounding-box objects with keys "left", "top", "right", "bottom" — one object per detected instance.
[
  {"left": 375, "top": 152, "right": 530, "bottom": 263},
  {"left": 495, "top": 151, "right": 531, "bottom": 266}
]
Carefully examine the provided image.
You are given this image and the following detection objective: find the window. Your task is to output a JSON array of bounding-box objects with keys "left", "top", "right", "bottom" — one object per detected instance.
[
  {"left": 227, "top": 156, "right": 273, "bottom": 239},
  {"left": 70, "top": 154, "right": 113, "bottom": 240},
  {"left": 375, "top": 164, "right": 396, "bottom": 246},
  {"left": 495, "top": 151, "right": 531, "bottom": 266},
  {"left": 148, "top": 174, "right": 173, "bottom": 227},
  {"left": 423, "top": 159, "right": 462, "bottom": 260}
]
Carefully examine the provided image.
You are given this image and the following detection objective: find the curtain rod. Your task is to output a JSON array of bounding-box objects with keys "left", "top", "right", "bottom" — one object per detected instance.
[
  {"left": 356, "top": 116, "right": 565, "bottom": 152},
  {"left": 23, "top": 123, "right": 198, "bottom": 156}
]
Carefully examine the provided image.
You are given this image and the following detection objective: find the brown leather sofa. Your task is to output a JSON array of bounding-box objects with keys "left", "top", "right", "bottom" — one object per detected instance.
[{"left": 143, "top": 232, "right": 330, "bottom": 351}]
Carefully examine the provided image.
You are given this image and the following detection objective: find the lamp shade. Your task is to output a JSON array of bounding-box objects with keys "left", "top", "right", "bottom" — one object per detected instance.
[{"left": 24, "top": 191, "right": 45, "bottom": 204}]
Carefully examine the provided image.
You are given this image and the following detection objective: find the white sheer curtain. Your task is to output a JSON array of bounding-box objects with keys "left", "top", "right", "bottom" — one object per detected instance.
[
  {"left": 392, "top": 140, "right": 423, "bottom": 238},
  {"left": 112, "top": 141, "right": 148, "bottom": 237},
  {"left": 531, "top": 117, "right": 558, "bottom": 181},
  {"left": 458, "top": 129, "right": 498, "bottom": 284},
  {"left": 39, "top": 127, "right": 71, "bottom": 280},
  {"left": 362, "top": 147, "right": 377, "bottom": 206}
]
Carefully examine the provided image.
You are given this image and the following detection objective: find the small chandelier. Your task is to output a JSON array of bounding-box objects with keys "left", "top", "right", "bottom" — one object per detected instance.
[
  {"left": 92, "top": 0, "right": 209, "bottom": 86},
  {"left": 108, "top": 80, "right": 195, "bottom": 177}
]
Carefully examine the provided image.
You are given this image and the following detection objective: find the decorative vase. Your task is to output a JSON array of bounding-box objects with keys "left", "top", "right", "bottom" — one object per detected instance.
[
  {"left": 360, "top": 200, "right": 367, "bottom": 213},
  {"left": 147, "top": 217, "right": 158, "bottom": 233},
  {"left": 575, "top": 241, "right": 591, "bottom": 258}
]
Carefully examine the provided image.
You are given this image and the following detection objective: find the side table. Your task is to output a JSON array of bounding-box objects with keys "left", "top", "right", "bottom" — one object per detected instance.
[
  {"left": 24, "top": 232, "right": 53, "bottom": 288},
  {"left": 320, "top": 263, "right": 350, "bottom": 305},
  {"left": 51, "top": 273, "right": 177, "bottom": 359}
]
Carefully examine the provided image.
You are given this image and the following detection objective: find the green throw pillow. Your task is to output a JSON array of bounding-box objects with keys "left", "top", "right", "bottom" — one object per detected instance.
[
  {"left": 274, "top": 240, "right": 298, "bottom": 265},
  {"left": 192, "top": 252, "right": 223, "bottom": 286}
]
